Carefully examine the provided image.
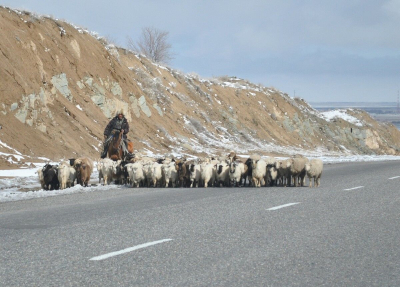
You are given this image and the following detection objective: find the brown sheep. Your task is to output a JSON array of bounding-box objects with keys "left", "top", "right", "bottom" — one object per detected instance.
[
  {"left": 175, "top": 159, "right": 190, "bottom": 187},
  {"left": 74, "top": 157, "right": 93, "bottom": 187}
]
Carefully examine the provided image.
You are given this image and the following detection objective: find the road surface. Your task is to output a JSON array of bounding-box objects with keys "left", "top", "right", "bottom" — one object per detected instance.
[{"left": 1, "top": 161, "right": 399, "bottom": 286}]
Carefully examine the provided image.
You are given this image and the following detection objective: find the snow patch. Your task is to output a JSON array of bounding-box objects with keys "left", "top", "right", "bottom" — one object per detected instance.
[{"left": 320, "top": 109, "right": 363, "bottom": 126}]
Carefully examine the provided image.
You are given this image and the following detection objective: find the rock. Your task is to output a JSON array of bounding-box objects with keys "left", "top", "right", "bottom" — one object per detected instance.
[{"left": 51, "top": 73, "right": 73, "bottom": 101}]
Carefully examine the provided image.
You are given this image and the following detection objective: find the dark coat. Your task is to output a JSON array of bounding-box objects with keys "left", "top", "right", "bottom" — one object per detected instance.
[{"left": 104, "top": 116, "right": 129, "bottom": 138}]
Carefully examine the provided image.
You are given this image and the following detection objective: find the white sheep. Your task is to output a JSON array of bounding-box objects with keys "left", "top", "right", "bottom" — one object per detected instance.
[
  {"left": 162, "top": 161, "right": 178, "bottom": 187},
  {"left": 96, "top": 160, "right": 103, "bottom": 184},
  {"left": 67, "top": 166, "right": 76, "bottom": 188},
  {"left": 201, "top": 163, "right": 217, "bottom": 188},
  {"left": 305, "top": 159, "right": 323, "bottom": 188},
  {"left": 126, "top": 162, "right": 145, "bottom": 187},
  {"left": 229, "top": 161, "right": 246, "bottom": 187},
  {"left": 216, "top": 161, "right": 230, "bottom": 187},
  {"left": 189, "top": 163, "right": 202, "bottom": 187},
  {"left": 289, "top": 155, "right": 309, "bottom": 187},
  {"left": 57, "top": 161, "right": 76, "bottom": 190},
  {"left": 151, "top": 162, "right": 164, "bottom": 187},
  {"left": 100, "top": 158, "right": 117, "bottom": 185},
  {"left": 142, "top": 162, "right": 153, "bottom": 187},
  {"left": 251, "top": 159, "right": 267, "bottom": 187},
  {"left": 36, "top": 167, "right": 45, "bottom": 189}
]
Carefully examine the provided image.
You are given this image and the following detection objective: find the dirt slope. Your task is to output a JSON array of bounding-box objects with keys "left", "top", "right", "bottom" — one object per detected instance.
[{"left": 1, "top": 6, "right": 399, "bottom": 169}]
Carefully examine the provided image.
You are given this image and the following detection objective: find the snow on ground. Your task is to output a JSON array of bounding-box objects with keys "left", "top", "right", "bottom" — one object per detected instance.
[
  {"left": 1, "top": 154, "right": 400, "bottom": 203},
  {"left": 320, "top": 109, "right": 363, "bottom": 126}
]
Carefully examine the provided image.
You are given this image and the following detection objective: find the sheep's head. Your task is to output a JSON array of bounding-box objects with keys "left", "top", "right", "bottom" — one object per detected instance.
[
  {"left": 251, "top": 159, "right": 258, "bottom": 169},
  {"left": 304, "top": 163, "right": 311, "bottom": 172},
  {"left": 131, "top": 165, "right": 138, "bottom": 173},
  {"left": 230, "top": 162, "right": 236, "bottom": 173},
  {"left": 112, "top": 162, "right": 119, "bottom": 174}
]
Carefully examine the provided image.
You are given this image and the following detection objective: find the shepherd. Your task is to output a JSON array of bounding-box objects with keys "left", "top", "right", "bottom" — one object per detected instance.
[{"left": 101, "top": 110, "right": 134, "bottom": 160}]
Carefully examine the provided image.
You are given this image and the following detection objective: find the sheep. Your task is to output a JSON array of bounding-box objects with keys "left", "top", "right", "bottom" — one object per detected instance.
[
  {"left": 305, "top": 159, "right": 323, "bottom": 188},
  {"left": 99, "top": 158, "right": 116, "bottom": 185},
  {"left": 266, "top": 163, "right": 279, "bottom": 186},
  {"left": 96, "top": 160, "right": 103, "bottom": 184},
  {"left": 125, "top": 162, "right": 145, "bottom": 187},
  {"left": 216, "top": 161, "right": 230, "bottom": 187},
  {"left": 112, "top": 160, "right": 129, "bottom": 185},
  {"left": 142, "top": 162, "right": 154, "bottom": 187},
  {"left": 36, "top": 167, "right": 45, "bottom": 189},
  {"left": 289, "top": 155, "right": 309, "bottom": 187},
  {"left": 73, "top": 157, "right": 93, "bottom": 187},
  {"left": 251, "top": 159, "right": 267, "bottom": 187},
  {"left": 175, "top": 159, "right": 189, "bottom": 187},
  {"left": 162, "top": 161, "right": 178, "bottom": 187},
  {"left": 229, "top": 161, "right": 246, "bottom": 187},
  {"left": 67, "top": 166, "right": 76, "bottom": 188},
  {"left": 57, "top": 161, "right": 76, "bottom": 190},
  {"left": 189, "top": 163, "right": 202, "bottom": 187},
  {"left": 277, "top": 159, "right": 291, "bottom": 187},
  {"left": 244, "top": 158, "right": 253, "bottom": 186},
  {"left": 227, "top": 151, "right": 238, "bottom": 164},
  {"left": 42, "top": 164, "right": 59, "bottom": 190},
  {"left": 264, "top": 157, "right": 277, "bottom": 186},
  {"left": 201, "top": 162, "right": 217, "bottom": 188},
  {"left": 151, "top": 162, "right": 165, "bottom": 187}
]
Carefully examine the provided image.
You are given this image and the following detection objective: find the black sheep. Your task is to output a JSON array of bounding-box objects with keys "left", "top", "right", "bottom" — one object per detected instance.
[{"left": 42, "top": 164, "right": 60, "bottom": 190}]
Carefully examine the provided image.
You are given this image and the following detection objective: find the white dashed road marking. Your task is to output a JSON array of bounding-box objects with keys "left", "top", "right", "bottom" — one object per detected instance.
[
  {"left": 344, "top": 186, "right": 364, "bottom": 191},
  {"left": 90, "top": 239, "right": 173, "bottom": 261},
  {"left": 267, "top": 202, "right": 300, "bottom": 211},
  {"left": 388, "top": 176, "right": 400, "bottom": 180}
]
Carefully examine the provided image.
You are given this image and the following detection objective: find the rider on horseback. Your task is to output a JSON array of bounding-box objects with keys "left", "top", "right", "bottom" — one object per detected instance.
[{"left": 100, "top": 110, "right": 133, "bottom": 159}]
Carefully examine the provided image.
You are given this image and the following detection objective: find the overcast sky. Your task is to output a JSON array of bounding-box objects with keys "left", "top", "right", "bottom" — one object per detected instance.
[{"left": 2, "top": 0, "right": 400, "bottom": 102}]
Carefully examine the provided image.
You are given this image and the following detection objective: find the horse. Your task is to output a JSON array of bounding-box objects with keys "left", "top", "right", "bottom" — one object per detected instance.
[{"left": 107, "top": 130, "right": 134, "bottom": 161}]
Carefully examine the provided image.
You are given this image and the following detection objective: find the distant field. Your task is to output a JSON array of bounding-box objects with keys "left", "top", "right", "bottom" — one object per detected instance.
[{"left": 310, "top": 102, "right": 400, "bottom": 130}]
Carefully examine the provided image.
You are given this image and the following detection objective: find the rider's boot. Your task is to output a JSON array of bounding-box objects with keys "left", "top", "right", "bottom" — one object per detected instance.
[{"left": 100, "top": 142, "right": 108, "bottom": 158}]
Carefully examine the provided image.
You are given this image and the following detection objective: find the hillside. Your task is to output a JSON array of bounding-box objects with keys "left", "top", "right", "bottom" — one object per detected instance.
[{"left": 1, "top": 6, "right": 400, "bottom": 169}]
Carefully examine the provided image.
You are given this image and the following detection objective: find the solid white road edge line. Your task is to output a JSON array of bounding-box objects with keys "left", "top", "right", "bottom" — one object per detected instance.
[
  {"left": 344, "top": 186, "right": 364, "bottom": 191},
  {"left": 90, "top": 239, "right": 173, "bottom": 261},
  {"left": 267, "top": 202, "right": 300, "bottom": 211},
  {"left": 388, "top": 176, "right": 400, "bottom": 180}
]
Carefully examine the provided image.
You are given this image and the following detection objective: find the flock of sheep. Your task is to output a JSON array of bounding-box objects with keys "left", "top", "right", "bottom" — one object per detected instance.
[
  {"left": 36, "top": 152, "right": 323, "bottom": 190},
  {"left": 37, "top": 158, "right": 93, "bottom": 190}
]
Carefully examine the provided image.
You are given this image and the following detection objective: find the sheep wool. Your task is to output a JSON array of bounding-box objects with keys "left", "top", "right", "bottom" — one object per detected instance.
[{"left": 305, "top": 159, "right": 323, "bottom": 188}]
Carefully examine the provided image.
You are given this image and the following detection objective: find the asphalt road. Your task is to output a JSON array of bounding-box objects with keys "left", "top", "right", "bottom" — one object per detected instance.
[{"left": 1, "top": 161, "right": 399, "bottom": 286}]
